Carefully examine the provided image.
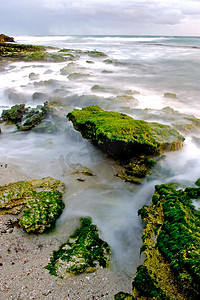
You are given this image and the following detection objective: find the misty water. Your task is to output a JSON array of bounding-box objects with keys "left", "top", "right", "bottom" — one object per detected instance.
[{"left": 1, "top": 35, "right": 200, "bottom": 278}]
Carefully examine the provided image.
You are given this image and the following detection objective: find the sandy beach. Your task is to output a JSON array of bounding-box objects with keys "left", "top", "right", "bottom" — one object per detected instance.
[{"left": 0, "top": 162, "right": 133, "bottom": 300}]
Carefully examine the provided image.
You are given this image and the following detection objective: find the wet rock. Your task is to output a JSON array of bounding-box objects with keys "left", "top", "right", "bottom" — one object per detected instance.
[
  {"left": 32, "top": 120, "right": 56, "bottom": 134},
  {"left": 0, "top": 34, "right": 15, "bottom": 43},
  {"left": 32, "top": 92, "right": 48, "bottom": 101},
  {"left": 17, "top": 102, "right": 48, "bottom": 131},
  {"left": 29, "top": 72, "right": 40, "bottom": 80},
  {"left": 130, "top": 182, "right": 200, "bottom": 299},
  {"left": 67, "top": 72, "right": 91, "bottom": 81},
  {"left": 164, "top": 92, "right": 177, "bottom": 99},
  {"left": 87, "top": 50, "right": 107, "bottom": 57},
  {"left": 34, "top": 79, "right": 59, "bottom": 88},
  {"left": 68, "top": 105, "right": 184, "bottom": 159},
  {"left": 1, "top": 104, "right": 25, "bottom": 124},
  {"left": 67, "top": 105, "right": 184, "bottom": 183},
  {"left": 68, "top": 164, "right": 95, "bottom": 176},
  {"left": 45, "top": 217, "right": 110, "bottom": 278},
  {"left": 0, "top": 177, "right": 65, "bottom": 233}
]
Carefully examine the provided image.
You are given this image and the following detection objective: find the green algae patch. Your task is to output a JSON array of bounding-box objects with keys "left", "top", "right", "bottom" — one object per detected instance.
[
  {"left": 45, "top": 217, "right": 111, "bottom": 278},
  {"left": 0, "top": 177, "right": 65, "bottom": 233},
  {"left": 131, "top": 183, "right": 200, "bottom": 299}
]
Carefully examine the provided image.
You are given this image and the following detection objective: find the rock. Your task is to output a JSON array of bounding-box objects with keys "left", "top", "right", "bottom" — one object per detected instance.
[
  {"left": 67, "top": 106, "right": 184, "bottom": 160},
  {"left": 87, "top": 50, "right": 107, "bottom": 57},
  {"left": 67, "top": 106, "right": 184, "bottom": 183},
  {"left": 45, "top": 217, "right": 110, "bottom": 278},
  {"left": 1, "top": 104, "right": 25, "bottom": 124},
  {"left": 164, "top": 92, "right": 177, "bottom": 99},
  {"left": 32, "top": 92, "right": 48, "bottom": 101},
  {"left": 29, "top": 72, "right": 40, "bottom": 80},
  {"left": 68, "top": 163, "right": 95, "bottom": 176},
  {"left": 67, "top": 72, "right": 91, "bottom": 81},
  {"left": 131, "top": 183, "right": 200, "bottom": 299},
  {"left": 32, "top": 120, "right": 56, "bottom": 134},
  {"left": 17, "top": 103, "right": 47, "bottom": 131},
  {"left": 0, "top": 177, "right": 65, "bottom": 233},
  {"left": 0, "top": 34, "right": 15, "bottom": 43}
]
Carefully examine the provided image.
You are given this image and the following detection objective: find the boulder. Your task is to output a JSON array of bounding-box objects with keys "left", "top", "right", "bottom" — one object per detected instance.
[
  {"left": 130, "top": 182, "right": 200, "bottom": 299},
  {"left": 67, "top": 105, "right": 184, "bottom": 160},
  {"left": 67, "top": 106, "right": 184, "bottom": 183}
]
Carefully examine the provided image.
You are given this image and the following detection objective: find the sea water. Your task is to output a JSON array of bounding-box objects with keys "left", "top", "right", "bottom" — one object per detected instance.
[{"left": 0, "top": 35, "right": 200, "bottom": 276}]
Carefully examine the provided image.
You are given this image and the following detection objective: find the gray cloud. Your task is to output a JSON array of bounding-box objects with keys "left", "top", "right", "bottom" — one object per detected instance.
[{"left": 0, "top": 0, "right": 200, "bottom": 36}]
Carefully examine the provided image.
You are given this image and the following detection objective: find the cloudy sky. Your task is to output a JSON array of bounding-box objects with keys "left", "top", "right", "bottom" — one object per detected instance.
[{"left": 1, "top": 0, "right": 200, "bottom": 36}]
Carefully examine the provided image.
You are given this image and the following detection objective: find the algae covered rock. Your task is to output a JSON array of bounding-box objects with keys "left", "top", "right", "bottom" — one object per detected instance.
[
  {"left": 67, "top": 106, "right": 184, "bottom": 161},
  {"left": 1, "top": 102, "right": 48, "bottom": 131},
  {"left": 67, "top": 106, "right": 184, "bottom": 183},
  {"left": 45, "top": 217, "right": 111, "bottom": 278},
  {"left": 131, "top": 182, "right": 200, "bottom": 299},
  {"left": 1, "top": 104, "right": 25, "bottom": 124},
  {"left": 0, "top": 177, "right": 65, "bottom": 233}
]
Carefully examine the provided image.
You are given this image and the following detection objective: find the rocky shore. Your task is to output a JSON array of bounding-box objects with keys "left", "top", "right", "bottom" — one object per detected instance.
[{"left": 1, "top": 35, "right": 200, "bottom": 300}]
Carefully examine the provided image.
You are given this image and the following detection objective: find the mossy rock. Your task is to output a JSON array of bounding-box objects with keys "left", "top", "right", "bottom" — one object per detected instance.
[
  {"left": 164, "top": 92, "right": 177, "bottom": 99},
  {"left": 45, "top": 217, "right": 111, "bottom": 278},
  {"left": 0, "top": 177, "right": 65, "bottom": 233},
  {"left": 67, "top": 105, "right": 184, "bottom": 161},
  {"left": 87, "top": 50, "right": 107, "bottom": 57},
  {"left": 1, "top": 104, "right": 25, "bottom": 124},
  {"left": 132, "top": 182, "right": 200, "bottom": 299}
]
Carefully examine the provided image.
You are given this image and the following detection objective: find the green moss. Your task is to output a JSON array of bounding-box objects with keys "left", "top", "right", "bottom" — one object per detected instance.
[
  {"left": 45, "top": 217, "right": 111, "bottom": 278},
  {"left": 0, "top": 177, "right": 65, "bottom": 233}
]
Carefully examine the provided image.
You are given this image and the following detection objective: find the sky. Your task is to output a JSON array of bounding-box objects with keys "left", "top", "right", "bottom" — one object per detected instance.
[{"left": 1, "top": 0, "right": 200, "bottom": 36}]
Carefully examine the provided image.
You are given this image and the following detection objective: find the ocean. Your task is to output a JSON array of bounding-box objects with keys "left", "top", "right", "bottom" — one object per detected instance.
[{"left": 0, "top": 35, "right": 200, "bottom": 276}]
